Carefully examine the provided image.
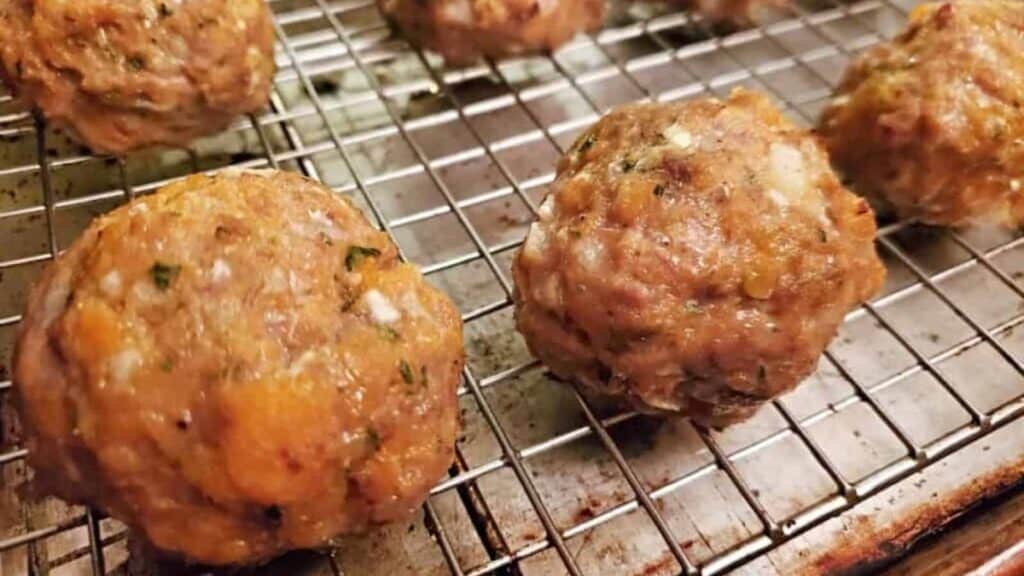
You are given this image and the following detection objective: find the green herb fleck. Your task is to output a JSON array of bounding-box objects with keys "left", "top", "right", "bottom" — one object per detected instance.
[
  {"left": 366, "top": 427, "right": 381, "bottom": 450},
  {"left": 620, "top": 157, "right": 637, "bottom": 173},
  {"left": 653, "top": 184, "right": 666, "bottom": 197},
  {"left": 127, "top": 55, "right": 145, "bottom": 71},
  {"left": 150, "top": 262, "right": 181, "bottom": 290},
  {"left": 158, "top": 2, "right": 173, "bottom": 17},
  {"left": 345, "top": 245, "right": 381, "bottom": 271},
  {"left": 399, "top": 360, "right": 414, "bottom": 384},
  {"left": 577, "top": 133, "right": 597, "bottom": 154},
  {"left": 160, "top": 358, "right": 173, "bottom": 373},
  {"left": 377, "top": 326, "right": 401, "bottom": 342},
  {"left": 818, "top": 228, "right": 828, "bottom": 243}
]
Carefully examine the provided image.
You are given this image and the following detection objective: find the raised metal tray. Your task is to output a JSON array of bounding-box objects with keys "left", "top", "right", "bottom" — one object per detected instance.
[{"left": 2, "top": 0, "right": 1024, "bottom": 574}]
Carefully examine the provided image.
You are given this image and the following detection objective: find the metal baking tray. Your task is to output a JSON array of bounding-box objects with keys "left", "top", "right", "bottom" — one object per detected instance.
[{"left": 2, "top": 0, "right": 1024, "bottom": 574}]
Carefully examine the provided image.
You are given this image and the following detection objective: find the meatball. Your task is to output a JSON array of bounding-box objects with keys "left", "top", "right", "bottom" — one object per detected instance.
[
  {"left": 682, "top": 0, "right": 786, "bottom": 24},
  {"left": 378, "top": 0, "right": 605, "bottom": 65},
  {"left": 819, "top": 0, "right": 1024, "bottom": 227},
  {"left": 13, "top": 171, "right": 464, "bottom": 565},
  {"left": 0, "top": 0, "right": 276, "bottom": 155},
  {"left": 513, "top": 89, "right": 884, "bottom": 427}
]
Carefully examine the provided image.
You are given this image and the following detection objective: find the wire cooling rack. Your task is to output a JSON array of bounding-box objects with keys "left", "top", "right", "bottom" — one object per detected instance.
[{"left": 3, "top": 0, "right": 1024, "bottom": 574}]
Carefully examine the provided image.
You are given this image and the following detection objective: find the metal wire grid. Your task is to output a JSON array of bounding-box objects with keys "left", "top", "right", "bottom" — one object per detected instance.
[{"left": 1, "top": 0, "right": 1024, "bottom": 574}]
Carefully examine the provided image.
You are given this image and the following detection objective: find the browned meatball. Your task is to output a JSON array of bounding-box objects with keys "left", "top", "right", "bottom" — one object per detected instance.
[
  {"left": 820, "top": 0, "right": 1024, "bottom": 227},
  {"left": 13, "top": 171, "right": 464, "bottom": 565},
  {"left": 682, "top": 0, "right": 786, "bottom": 24},
  {"left": 378, "top": 0, "right": 606, "bottom": 65},
  {"left": 0, "top": 0, "right": 275, "bottom": 155},
  {"left": 513, "top": 89, "right": 884, "bottom": 427}
]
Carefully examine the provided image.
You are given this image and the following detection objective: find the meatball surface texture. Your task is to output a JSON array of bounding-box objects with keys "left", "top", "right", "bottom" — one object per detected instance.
[
  {"left": 0, "top": 0, "right": 276, "bottom": 154},
  {"left": 819, "top": 0, "right": 1024, "bottom": 227},
  {"left": 683, "top": 0, "right": 786, "bottom": 24},
  {"left": 14, "top": 171, "right": 464, "bottom": 565},
  {"left": 378, "top": 0, "right": 605, "bottom": 64},
  {"left": 513, "top": 89, "right": 885, "bottom": 427}
]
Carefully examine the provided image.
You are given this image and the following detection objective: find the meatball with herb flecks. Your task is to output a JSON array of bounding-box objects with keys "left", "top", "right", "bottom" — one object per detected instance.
[
  {"left": 0, "top": 0, "right": 275, "bottom": 154},
  {"left": 13, "top": 170, "right": 464, "bottom": 565},
  {"left": 682, "top": 0, "right": 787, "bottom": 24},
  {"left": 820, "top": 0, "right": 1024, "bottom": 227},
  {"left": 378, "top": 0, "right": 606, "bottom": 65},
  {"left": 513, "top": 89, "right": 884, "bottom": 427}
]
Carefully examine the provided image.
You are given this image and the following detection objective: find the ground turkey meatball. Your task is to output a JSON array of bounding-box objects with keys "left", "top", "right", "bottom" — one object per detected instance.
[
  {"left": 681, "top": 0, "right": 786, "bottom": 24},
  {"left": 819, "top": 0, "right": 1024, "bottom": 227},
  {"left": 0, "top": 0, "right": 275, "bottom": 155},
  {"left": 513, "top": 89, "right": 884, "bottom": 427},
  {"left": 378, "top": 0, "right": 606, "bottom": 65},
  {"left": 13, "top": 171, "right": 464, "bottom": 565}
]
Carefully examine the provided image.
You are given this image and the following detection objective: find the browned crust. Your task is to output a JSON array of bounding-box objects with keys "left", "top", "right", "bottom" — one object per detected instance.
[
  {"left": 13, "top": 171, "right": 464, "bottom": 565},
  {"left": 513, "top": 89, "right": 884, "bottom": 427},
  {"left": 0, "top": 0, "right": 276, "bottom": 154},
  {"left": 378, "top": 0, "right": 606, "bottom": 64},
  {"left": 819, "top": 0, "right": 1024, "bottom": 227}
]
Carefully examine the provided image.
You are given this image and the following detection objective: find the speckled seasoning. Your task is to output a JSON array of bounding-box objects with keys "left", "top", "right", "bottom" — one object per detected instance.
[
  {"left": 513, "top": 89, "right": 885, "bottom": 427},
  {"left": 378, "top": 0, "right": 606, "bottom": 64},
  {"left": 820, "top": 0, "right": 1024, "bottom": 227},
  {"left": 0, "top": 0, "right": 275, "bottom": 154},
  {"left": 12, "top": 170, "right": 464, "bottom": 565}
]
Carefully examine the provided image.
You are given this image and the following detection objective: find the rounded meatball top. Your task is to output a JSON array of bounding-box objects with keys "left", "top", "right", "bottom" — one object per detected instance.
[
  {"left": 377, "top": 0, "right": 605, "bottom": 64},
  {"left": 514, "top": 89, "right": 884, "bottom": 425},
  {"left": 820, "top": 0, "right": 1024, "bottom": 225},
  {"left": 536, "top": 89, "right": 881, "bottom": 304},
  {"left": 14, "top": 170, "right": 464, "bottom": 564},
  {"left": 0, "top": 0, "right": 276, "bottom": 153}
]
